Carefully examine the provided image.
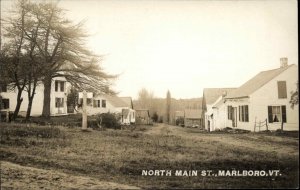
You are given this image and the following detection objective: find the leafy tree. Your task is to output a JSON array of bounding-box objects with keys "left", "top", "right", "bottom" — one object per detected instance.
[
  {"left": 290, "top": 82, "right": 298, "bottom": 109},
  {"left": 67, "top": 86, "right": 79, "bottom": 113}
]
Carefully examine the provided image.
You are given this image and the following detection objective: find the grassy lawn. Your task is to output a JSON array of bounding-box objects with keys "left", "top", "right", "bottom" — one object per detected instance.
[{"left": 0, "top": 123, "right": 299, "bottom": 189}]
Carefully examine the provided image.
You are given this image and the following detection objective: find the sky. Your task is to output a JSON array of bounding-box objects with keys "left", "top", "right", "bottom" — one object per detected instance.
[{"left": 1, "top": 0, "right": 298, "bottom": 99}]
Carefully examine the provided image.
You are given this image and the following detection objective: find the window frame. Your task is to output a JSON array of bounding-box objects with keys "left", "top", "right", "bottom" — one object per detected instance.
[
  {"left": 277, "top": 81, "right": 287, "bottom": 99},
  {"left": 238, "top": 105, "right": 249, "bottom": 122},
  {"left": 268, "top": 105, "right": 287, "bottom": 123},
  {"left": 1, "top": 98, "right": 10, "bottom": 109},
  {"left": 60, "top": 81, "right": 65, "bottom": 92},
  {"left": 55, "top": 97, "right": 64, "bottom": 108},
  {"left": 227, "top": 106, "right": 233, "bottom": 120},
  {"left": 102, "top": 100, "right": 106, "bottom": 108}
]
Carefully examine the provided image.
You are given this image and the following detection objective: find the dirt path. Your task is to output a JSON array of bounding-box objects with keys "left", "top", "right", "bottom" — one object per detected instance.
[{"left": 1, "top": 161, "right": 140, "bottom": 190}]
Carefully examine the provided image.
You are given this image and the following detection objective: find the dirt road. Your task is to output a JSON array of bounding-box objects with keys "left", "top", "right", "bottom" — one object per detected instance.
[
  {"left": 1, "top": 161, "right": 140, "bottom": 190},
  {"left": 146, "top": 123, "right": 298, "bottom": 156}
]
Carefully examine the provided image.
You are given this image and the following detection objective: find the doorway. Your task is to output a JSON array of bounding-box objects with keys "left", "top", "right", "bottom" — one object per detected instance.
[{"left": 232, "top": 107, "right": 237, "bottom": 128}]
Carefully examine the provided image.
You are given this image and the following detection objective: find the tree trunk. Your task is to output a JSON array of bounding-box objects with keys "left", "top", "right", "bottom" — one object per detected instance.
[
  {"left": 26, "top": 82, "right": 37, "bottom": 121},
  {"left": 12, "top": 89, "right": 24, "bottom": 121},
  {"left": 26, "top": 94, "right": 36, "bottom": 120},
  {"left": 42, "top": 76, "right": 52, "bottom": 118}
]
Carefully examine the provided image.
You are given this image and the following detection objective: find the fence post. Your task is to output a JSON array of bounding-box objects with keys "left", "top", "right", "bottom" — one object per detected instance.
[
  {"left": 281, "top": 121, "right": 283, "bottom": 132},
  {"left": 266, "top": 119, "right": 268, "bottom": 131}
]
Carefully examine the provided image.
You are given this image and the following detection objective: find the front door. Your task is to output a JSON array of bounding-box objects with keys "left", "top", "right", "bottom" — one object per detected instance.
[{"left": 232, "top": 107, "right": 237, "bottom": 128}]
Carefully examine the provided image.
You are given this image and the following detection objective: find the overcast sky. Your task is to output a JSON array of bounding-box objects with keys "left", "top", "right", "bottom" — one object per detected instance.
[{"left": 1, "top": 0, "right": 298, "bottom": 99}]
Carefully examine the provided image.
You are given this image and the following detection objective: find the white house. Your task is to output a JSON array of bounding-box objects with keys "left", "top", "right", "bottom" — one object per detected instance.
[
  {"left": 0, "top": 77, "right": 68, "bottom": 116},
  {"left": 211, "top": 58, "right": 298, "bottom": 131},
  {"left": 78, "top": 92, "right": 135, "bottom": 125},
  {"left": 202, "top": 88, "right": 236, "bottom": 131}
]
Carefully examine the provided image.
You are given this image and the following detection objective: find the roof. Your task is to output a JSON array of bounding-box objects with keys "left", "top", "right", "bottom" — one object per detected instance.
[
  {"left": 184, "top": 109, "right": 202, "bottom": 119},
  {"left": 120, "top": 97, "right": 133, "bottom": 109},
  {"left": 103, "top": 95, "right": 132, "bottom": 108},
  {"left": 226, "top": 65, "right": 295, "bottom": 99},
  {"left": 135, "top": 109, "right": 150, "bottom": 112},
  {"left": 175, "top": 111, "right": 184, "bottom": 117},
  {"left": 135, "top": 109, "right": 150, "bottom": 117},
  {"left": 122, "top": 109, "right": 130, "bottom": 116},
  {"left": 203, "top": 88, "right": 236, "bottom": 105}
]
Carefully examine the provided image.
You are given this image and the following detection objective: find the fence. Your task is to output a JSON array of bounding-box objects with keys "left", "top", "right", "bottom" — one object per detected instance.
[{"left": 254, "top": 118, "right": 268, "bottom": 132}]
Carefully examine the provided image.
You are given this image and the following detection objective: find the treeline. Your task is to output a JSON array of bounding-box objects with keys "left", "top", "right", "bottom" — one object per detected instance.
[{"left": 133, "top": 88, "right": 202, "bottom": 124}]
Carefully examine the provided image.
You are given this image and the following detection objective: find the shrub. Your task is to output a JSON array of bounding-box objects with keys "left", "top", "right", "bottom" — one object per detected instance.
[
  {"left": 175, "top": 117, "right": 184, "bottom": 126},
  {"left": 158, "top": 116, "right": 164, "bottom": 123},
  {"left": 101, "top": 113, "right": 121, "bottom": 129},
  {"left": 88, "top": 113, "right": 121, "bottom": 130}
]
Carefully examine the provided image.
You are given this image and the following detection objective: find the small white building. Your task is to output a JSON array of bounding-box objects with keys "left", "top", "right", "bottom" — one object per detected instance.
[
  {"left": 212, "top": 58, "right": 298, "bottom": 131},
  {"left": 202, "top": 88, "right": 236, "bottom": 131},
  {"left": 0, "top": 77, "right": 68, "bottom": 116},
  {"left": 78, "top": 92, "right": 135, "bottom": 125}
]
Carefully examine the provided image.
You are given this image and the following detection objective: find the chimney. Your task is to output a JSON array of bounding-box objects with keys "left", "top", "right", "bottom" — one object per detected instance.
[{"left": 280, "top": 57, "right": 288, "bottom": 68}]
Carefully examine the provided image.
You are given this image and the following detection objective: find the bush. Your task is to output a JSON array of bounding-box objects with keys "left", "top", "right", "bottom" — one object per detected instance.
[
  {"left": 88, "top": 113, "right": 121, "bottom": 130},
  {"left": 158, "top": 116, "right": 164, "bottom": 123},
  {"left": 175, "top": 117, "right": 184, "bottom": 126}
]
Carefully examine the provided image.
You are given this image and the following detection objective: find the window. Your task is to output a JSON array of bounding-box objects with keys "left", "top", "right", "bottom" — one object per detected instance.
[
  {"left": 239, "top": 105, "right": 249, "bottom": 122},
  {"left": 227, "top": 106, "right": 233, "bottom": 120},
  {"left": 60, "top": 81, "right": 65, "bottom": 92},
  {"left": 268, "top": 106, "right": 286, "bottom": 123},
  {"left": 55, "top": 98, "right": 64, "bottom": 108},
  {"left": 1, "top": 84, "right": 7, "bottom": 92},
  {"left": 93, "top": 100, "right": 101, "bottom": 108},
  {"left": 277, "top": 81, "right": 287, "bottom": 99},
  {"left": 55, "top": 81, "right": 65, "bottom": 92},
  {"left": 1, "top": 99, "right": 9, "bottom": 109},
  {"left": 55, "top": 81, "right": 59, "bottom": 92},
  {"left": 87, "top": 98, "right": 92, "bottom": 106},
  {"left": 102, "top": 100, "right": 106, "bottom": 108}
]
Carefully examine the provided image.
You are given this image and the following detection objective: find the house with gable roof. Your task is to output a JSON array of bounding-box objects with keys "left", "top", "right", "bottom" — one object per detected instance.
[
  {"left": 212, "top": 58, "right": 298, "bottom": 131},
  {"left": 1, "top": 76, "right": 69, "bottom": 117},
  {"left": 78, "top": 92, "right": 135, "bottom": 125},
  {"left": 202, "top": 88, "right": 236, "bottom": 131}
]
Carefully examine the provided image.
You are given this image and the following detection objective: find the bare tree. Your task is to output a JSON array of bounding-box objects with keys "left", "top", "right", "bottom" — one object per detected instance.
[
  {"left": 136, "top": 88, "right": 154, "bottom": 109},
  {"left": 2, "top": 0, "right": 116, "bottom": 119},
  {"left": 0, "top": 0, "right": 29, "bottom": 120}
]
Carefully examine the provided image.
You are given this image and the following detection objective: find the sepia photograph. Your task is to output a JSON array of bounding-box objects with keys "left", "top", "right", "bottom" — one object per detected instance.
[{"left": 0, "top": 0, "right": 298, "bottom": 189}]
